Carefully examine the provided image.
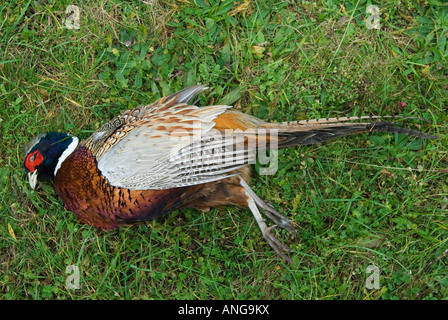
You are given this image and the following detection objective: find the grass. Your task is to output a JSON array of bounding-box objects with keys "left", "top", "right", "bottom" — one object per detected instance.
[{"left": 0, "top": 0, "right": 447, "bottom": 300}]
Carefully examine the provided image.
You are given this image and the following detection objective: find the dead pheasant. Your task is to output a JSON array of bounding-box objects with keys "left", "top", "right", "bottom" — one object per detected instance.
[{"left": 23, "top": 85, "right": 437, "bottom": 263}]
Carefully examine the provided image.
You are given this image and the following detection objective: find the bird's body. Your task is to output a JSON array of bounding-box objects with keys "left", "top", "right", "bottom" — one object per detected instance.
[
  {"left": 54, "top": 144, "right": 251, "bottom": 230},
  {"left": 24, "top": 85, "right": 437, "bottom": 263}
]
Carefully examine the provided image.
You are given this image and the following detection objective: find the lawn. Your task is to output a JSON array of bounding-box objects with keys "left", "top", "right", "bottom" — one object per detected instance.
[{"left": 0, "top": 0, "right": 447, "bottom": 300}]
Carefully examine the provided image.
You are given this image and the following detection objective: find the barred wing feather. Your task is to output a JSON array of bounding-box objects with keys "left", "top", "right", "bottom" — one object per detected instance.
[{"left": 86, "top": 86, "right": 253, "bottom": 190}]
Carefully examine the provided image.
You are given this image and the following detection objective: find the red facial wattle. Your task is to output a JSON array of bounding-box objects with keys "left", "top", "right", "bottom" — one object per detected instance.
[{"left": 25, "top": 150, "right": 44, "bottom": 172}]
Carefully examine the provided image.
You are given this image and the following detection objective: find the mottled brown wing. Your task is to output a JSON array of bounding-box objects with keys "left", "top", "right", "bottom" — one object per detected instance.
[{"left": 82, "top": 85, "right": 253, "bottom": 190}]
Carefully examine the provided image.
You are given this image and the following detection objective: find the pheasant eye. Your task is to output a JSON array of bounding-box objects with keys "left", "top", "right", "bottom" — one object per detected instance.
[{"left": 25, "top": 150, "right": 44, "bottom": 172}]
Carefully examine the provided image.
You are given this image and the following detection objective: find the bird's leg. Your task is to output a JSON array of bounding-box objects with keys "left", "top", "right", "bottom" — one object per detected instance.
[
  {"left": 239, "top": 177, "right": 294, "bottom": 263},
  {"left": 239, "top": 178, "right": 295, "bottom": 233}
]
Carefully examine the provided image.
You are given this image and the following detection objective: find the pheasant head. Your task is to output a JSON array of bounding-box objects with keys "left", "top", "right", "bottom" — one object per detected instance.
[{"left": 23, "top": 132, "right": 79, "bottom": 189}]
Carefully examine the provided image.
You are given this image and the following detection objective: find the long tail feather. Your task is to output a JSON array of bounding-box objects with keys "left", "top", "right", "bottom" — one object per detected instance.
[{"left": 262, "top": 116, "right": 438, "bottom": 148}]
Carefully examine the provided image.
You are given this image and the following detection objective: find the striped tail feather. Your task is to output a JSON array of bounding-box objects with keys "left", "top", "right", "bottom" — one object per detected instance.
[{"left": 262, "top": 116, "right": 438, "bottom": 148}]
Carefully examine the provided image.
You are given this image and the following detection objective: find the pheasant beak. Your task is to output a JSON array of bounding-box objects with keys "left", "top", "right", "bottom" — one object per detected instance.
[{"left": 28, "top": 171, "right": 38, "bottom": 190}]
